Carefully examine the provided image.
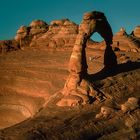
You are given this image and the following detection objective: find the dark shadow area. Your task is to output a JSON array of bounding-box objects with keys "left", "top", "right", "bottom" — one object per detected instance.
[
  {"left": 92, "top": 11, "right": 117, "bottom": 68},
  {"left": 95, "top": 11, "right": 113, "bottom": 46},
  {"left": 89, "top": 61, "right": 140, "bottom": 82},
  {"left": 104, "top": 45, "right": 117, "bottom": 68}
]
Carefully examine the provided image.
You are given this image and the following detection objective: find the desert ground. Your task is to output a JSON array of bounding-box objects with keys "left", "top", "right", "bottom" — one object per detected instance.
[{"left": 0, "top": 46, "right": 140, "bottom": 139}]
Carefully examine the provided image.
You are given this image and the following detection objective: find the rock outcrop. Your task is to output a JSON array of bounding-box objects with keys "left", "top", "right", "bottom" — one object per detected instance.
[
  {"left": 113, "top": 28, "right": 140, "bottom": 52},
  {"left": 133, "top": 26, "right": 140, "bottom": 38},
  {"left": 0, "top": 40, "right": 19, "bottom": 53},
  {"left": 95, "top": 106, "right": 116, "bottom": 119},
  {"left": 14, "top": 20, "right": 48, "bottom": 48},
  {"left": 115, "top": 27, "right": 127, "bottom": 36},
  {"left": 15, "top": 26, "right": 29, "bottom": 41},
  {"left": 30, "top": 19, "right": 78, "bottom": 49},
  {"left": 88, "top": 27, "right": 140, "bottom": 52},
  {"left": 0, "top": 17, "right": 140, "bottom": 54},
  {"left": 0, "top": 10, "right": 140, "bottom": 139},
  {"left": 57, "top": 11, "right": 116, "bottom": 107},
  {"left": 29, "top": 20, "right": 48, "bottom": 36},
  {"left": 121, "top": 97, "right": 139, "bottom": 113}
]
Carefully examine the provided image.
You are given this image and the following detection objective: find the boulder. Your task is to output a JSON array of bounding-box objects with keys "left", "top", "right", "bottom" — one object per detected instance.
[
  {"left": 121, "top": 97, "right": 139, "bottom": 113},
  {"left": 56, "top": 95, "right": 83, "bottom": 107},
  {"left": 95, "top": 106, "right": 115, "bottom": 119}
]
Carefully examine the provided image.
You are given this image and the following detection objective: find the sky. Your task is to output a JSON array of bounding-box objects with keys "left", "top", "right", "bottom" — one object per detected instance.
[{"left": 0, "top": 0, "right": 140, "bottom": 41}]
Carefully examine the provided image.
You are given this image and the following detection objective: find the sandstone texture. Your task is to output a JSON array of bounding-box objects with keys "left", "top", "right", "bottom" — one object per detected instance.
[
  {"left": 0, "top": 11, "right": 140, "bottom": 140},
  {"left": 30, "top": 19, "right": 78, "bottom": 49},
  {"left": 57, "top": 11, "right": 114, "bottom": 107},
  {"left": 0, "top": 18, "right": 139, "bottom": 54}
]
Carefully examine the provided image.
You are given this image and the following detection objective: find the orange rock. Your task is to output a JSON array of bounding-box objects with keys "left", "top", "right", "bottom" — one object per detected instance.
[
  {"left": 121, "top": 97, "right": 139, "bottom": 113},
  {"left": 56, "top": 95, "right": 82, "bottom": 107},
  {"left": 134, "top": 26, "right": 140, "bottom": 38}
]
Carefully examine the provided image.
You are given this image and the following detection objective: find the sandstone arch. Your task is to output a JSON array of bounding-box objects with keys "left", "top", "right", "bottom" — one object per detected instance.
[{"left": 57, "top": 11, "right": 117, "bottom": 106}]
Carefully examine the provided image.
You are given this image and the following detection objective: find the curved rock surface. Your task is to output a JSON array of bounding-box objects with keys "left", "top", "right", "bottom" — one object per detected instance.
[{"left": 0, "top": 11, "right": 140, "bottom": 140}]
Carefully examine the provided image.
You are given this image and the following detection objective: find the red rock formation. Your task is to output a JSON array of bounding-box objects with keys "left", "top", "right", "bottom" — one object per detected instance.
[
  {"left": 15, "top": 26, "right": 29, "bottom": 41},
  {"left": 13, "top": 20, "right": 48, "bottom": 49},
  {"left": 0, "top": 17, "right": 140, "bottom": 54},
  {"left": 29, "top": 20, "right": 48, "bottom": 36},
  {"left": 0, "top": 40, "right": 19, "bottom": 53},
  {"left": 57, "top": 11, "right": 115, "bottom": 106},
  {"left": 115, "top": 27, "right": 127, "bottom": 36},
  {"left": 133, "top": 26, "right": 140, "bottom": 38},
  {"left": 113, "top": 28, "right": 140, "bottom": 52},
  {"left": 30, "top": 19, "right": 78, "bottom": 49}
]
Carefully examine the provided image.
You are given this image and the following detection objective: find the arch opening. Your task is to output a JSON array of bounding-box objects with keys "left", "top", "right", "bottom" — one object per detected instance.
[{"left": 90, "top": 32, "right": 104, "bottom": 42}]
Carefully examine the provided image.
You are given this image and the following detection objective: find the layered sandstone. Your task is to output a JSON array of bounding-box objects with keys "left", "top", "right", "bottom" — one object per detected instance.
[
  {"left": 29, "top": 20, "right": 48, "bottom": 36},
  {"left": 30, "top": 19, "right": 78, "bottom": 49},
  {"left": 57, "top": 11, "right": 115, "bottom": 106},
  {"left": 0, "top": 11, "right": 140, "bottom": 139},
  {"left": 14, "top": 20, "right": 48, "bottom": 48},
  {"left": 0, "top": 18, "right": 140, "bottom": 54}
]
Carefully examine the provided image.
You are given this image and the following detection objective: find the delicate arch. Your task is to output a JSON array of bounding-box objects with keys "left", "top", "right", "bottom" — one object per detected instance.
[{"left": 57, "top": 11, "right": 117, "bottom": 107}]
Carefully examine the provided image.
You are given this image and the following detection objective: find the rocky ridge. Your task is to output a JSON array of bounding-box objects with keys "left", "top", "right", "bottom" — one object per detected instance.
[{"left": 0, "top": 19, "right": 140, "bottom": 54}]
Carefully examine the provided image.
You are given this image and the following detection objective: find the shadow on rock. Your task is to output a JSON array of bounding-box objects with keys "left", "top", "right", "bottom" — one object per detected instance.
[
  {"left": 89, "top": 61, "right": 140, "bottom": 81},
  {"left": 104, "top": 45, "right": 117, "bottom": 68}
]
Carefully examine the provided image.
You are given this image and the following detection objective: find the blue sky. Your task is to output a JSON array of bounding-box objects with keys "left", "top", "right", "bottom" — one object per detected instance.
[{"left": 0, "top": 0, "right": 140, "bottom": 41}]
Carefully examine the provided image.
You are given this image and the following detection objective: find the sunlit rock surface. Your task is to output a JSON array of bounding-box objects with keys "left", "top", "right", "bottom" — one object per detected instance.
[{"left": 0, "top": 11, "right": 140, "bottom": 140}]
